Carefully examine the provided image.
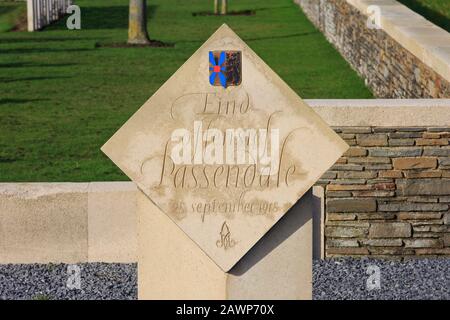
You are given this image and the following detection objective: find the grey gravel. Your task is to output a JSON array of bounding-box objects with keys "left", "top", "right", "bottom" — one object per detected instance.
[
  {"left": 313, "top": 258, "right": 450, "bottom": 300},
  {"left": 0, "top": 259, "right": 448, "bottom": 300},
  {"left": 0, "top": 263, "right": 137, "bottom": 300}
]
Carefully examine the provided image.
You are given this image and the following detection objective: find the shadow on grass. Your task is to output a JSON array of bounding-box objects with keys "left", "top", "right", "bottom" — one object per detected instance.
[
  {"left": 0, "top": 76, "right": 71, "bottom": 83},
  {"left": 192, "top": 10, "right": 256, "bottom": 16},
  {"left": 0, "top": 47, "right": 92, "bottom": 55},
  {"left": 245, "top": 31, "right": 318, "bottom": 41},
  {"left": 0, "top": 98, "right": 48, "bottom": 105},
  {"left": 0, "top": 62, "right": 77, "bottom": 68},
  {"left": 175, "top": 31, "right": 319, "bottom": 44},
  {"left": 397, "top": 0, "right": 449, "bottom": 32},
  {"left": 0, "top": 37, "right": 106, "bottom": 44}
]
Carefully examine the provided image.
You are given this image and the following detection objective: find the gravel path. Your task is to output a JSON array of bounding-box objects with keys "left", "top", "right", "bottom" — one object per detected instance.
[{"left": 0, "top": 258, "right": 448, "bottom": 300}]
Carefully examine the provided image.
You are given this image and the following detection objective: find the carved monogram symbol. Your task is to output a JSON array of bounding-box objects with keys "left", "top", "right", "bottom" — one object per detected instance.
[{"left": 216, "top": 221, "right": 236, "bottom": 250}]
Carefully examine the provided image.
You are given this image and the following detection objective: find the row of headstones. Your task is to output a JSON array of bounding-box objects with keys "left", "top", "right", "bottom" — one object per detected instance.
[{"left": 27, "top": 0, "right": 73, "bottom": 31}]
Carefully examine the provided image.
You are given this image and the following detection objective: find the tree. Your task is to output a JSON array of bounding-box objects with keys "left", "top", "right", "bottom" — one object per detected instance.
[
  {"left": 214, "top": 0, "right": 228, "bottom": 15},
  {"left": 221, "top": 0, "right": 228, "bottom": 15},
  {"left": 214, "top": 0, "right": 219, "bottom": 15},
  {"left": 128, "top": 0, "right": 150, "bottom": 45}
]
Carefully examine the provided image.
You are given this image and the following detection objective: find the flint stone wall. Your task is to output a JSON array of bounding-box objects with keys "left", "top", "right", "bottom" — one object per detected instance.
[{"left": 294, "top": 0, "right": 450, "bottom": 98}]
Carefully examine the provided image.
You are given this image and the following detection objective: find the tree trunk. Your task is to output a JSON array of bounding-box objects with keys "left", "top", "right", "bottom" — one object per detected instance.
[
  {"left": 214, "top": 0, "right": 219, "bottom": 15},
  {"left": 221, "top": 0, "right": 227, "bottom": 15},
  {"left": 128, "top": 0, "right": 150, "bottom": 45}
]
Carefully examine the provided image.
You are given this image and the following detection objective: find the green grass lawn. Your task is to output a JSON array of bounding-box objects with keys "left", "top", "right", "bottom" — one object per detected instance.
[
  {"left": 398, "top": 0, "right": 449, "bottom": 32},
  {"left": 0, "top": 0, "right": 26, "bottom": 32},
  {"left": 0, "top": 0, "right": 372, "bottom": 182}
]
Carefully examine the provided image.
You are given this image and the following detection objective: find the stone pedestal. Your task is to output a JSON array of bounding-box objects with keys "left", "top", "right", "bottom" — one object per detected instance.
[{"left": 138, "top": 189, "right": 312, "bottom": 300}]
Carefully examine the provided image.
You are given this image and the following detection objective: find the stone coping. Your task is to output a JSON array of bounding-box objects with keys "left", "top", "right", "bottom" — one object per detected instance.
[
  {"left": 346, "top": 0, "right": 450, "bottom": 82},
  {"left": 307, "top": 99, "right": 450, "bottom": 126}
]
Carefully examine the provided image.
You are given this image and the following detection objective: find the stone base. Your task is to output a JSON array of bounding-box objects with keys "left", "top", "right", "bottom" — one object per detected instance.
[{"left": 137, "top": 190, "right": 313, "bottom": 300}]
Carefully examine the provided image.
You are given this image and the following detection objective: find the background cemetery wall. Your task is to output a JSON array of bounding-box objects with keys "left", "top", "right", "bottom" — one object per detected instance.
[
  {"left": 0, "top": 101, "right": 449, "bottom": 263},
  {"left": 294, "top": 0, "right": 450, "bottom": 98}
]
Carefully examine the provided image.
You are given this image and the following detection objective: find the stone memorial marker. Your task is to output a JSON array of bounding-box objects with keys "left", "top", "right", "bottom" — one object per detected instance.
[{"left": 102, "top": 24, "right": 348, "bottom": 299}]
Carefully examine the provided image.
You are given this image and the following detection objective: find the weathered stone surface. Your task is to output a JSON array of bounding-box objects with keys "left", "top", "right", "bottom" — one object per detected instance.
[
  {"left": 444, "top": 213, "right": 450, "bottom": 225},
  {"left": 423, "top": 147, "right": 450, "bottom": 157},
  {"left": 326, "top": 239, "right": 359, "bottom": 248},
  {"left": 361, "top": 239, "right": 403, "bottom": 247},
  {"left": 343, "top": 147, "right": 367, "bottom": 157},
  {"left": 444, "top": 234, "right": 450, "bottom": 247},
  {"left": 357, "top": 212, "right": 396, "bottom": 220},
  {"left": 327, "top": 191, "right": 352, "bottom": 197},
  {"left": 389, "top": 139, "right": 415, "bottom": 146},
  {"left": 326, "top": 221, "right": 370, "bottom": 228},
  {"left": 397, "top": 179, "right": 450, "bottom": 196},
  {"left": 396, "top": 128, "right": 427, "bottom": 132},
  {"left": 439, "top": 196, "right": 450, "bottom": 203},
  {"left": 410, "top": 220, "right": 444, "bottom": 226},
  {"left": 337, "top": 171, "right": 376, "bottom": 179},
  {"left": 327, "top": 247, "right": 369, "bottom": 255},
  {"left": 325, "top": 226, "right": 368, "bottom": 238},
  {"left": 416, "top": 138, "right": 448, "bottom": 146},
  {"left": 372, "top": 182, "right": 396, "bottom": 190},
  {"left": 413, "top": 232, "right": 441, "bottom": 238},
  {"left": 397, "top": 212, "right": 443, "bottom": 220},
  {"left": 330, "top": 164, "right": 364, "bottom": 171},
  {"left": 321, "top": 171, "right": 337, "bottom": 179},
  {"left": 415, "top": 248, "right": 450, "bottom": 255},
  {"left": 403, "top": 170, "right": 442, "bottom": 178},
  {"left": 329, "top": 179, "right": 366, "bottom": 185},
  {"left": 352, "top": 191, "right": 394, "bottom": 197},
  {"left": 327, "top": 184, "right": 372, "bottom": 191},
  {"left": 327, "top": 199, "right": 376, "bottom": 213},
  {"left": 369, "top": 222, "right": 411, "bottom": 238},
  {"left": 369, "top": 148, "right": 422, "bottom": 157},
  {"left": 439, "top": 158, "right": 450, "bottom": 166},
  {"left": 335, "top": 158, "right": 347, "bottom": 164},
  {"left": 368, "top": 247, "right": 415, "bottom": 255},
  {"left": 407, "top": 196, "right": 438, "bottom": 203},
  {"left": 404, "top": 239, "right": 443, "bottom": 248},
  {"left": 339, "top": 127, "right": 371, "bottom": 134},
  {"left": 373, "top": 128, "right": 397, "bottom": 133},
  {"left": 339, "top": 133, "right": 355, "bottom": 139},
  {"left": 422, "top": 132, "right": 442, "bottom": 139},
  {"left": 393, "top": 157, "right": 437, "bottom": 170},
  {"left": 378, "top": 170, "right": 403, "bottom": 178},
  {"left": 413, "top": 226, "right": 432, "bottom": 232},
  {"left": 348, "top": 157, "right": 391, "bottom": 164},
  {"left": 364, "top": 164, "right": 393, "bottom": 170},
  {"left": 389, "top": 132, "right": 422, "bottom": 139},
  {"left": 379, "top": 203, "right": 447, "bottom": 212},
  {"left": 428, "top": 128, "right": 450, "bottom": 132},
  {"left": 429, "top": 225, "right": 448, "bottom": 232},
  {"left": 357, "top": 134, "right": 387, "bottom": 147},
  {"left": 327, "top": 213, "right": 356, "bottom": 221}
]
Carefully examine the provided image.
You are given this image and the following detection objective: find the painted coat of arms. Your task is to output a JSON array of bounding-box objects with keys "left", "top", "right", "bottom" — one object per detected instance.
[{"left": 209, "top": 51, "right": 242, "bottom": 88}]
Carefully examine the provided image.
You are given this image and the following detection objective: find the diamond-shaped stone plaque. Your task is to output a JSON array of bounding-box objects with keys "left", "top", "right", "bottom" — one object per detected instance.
[{"left": 102, "top": 24, "right": 348, "bottom": 272}]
